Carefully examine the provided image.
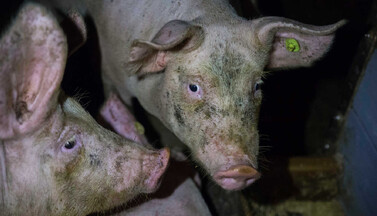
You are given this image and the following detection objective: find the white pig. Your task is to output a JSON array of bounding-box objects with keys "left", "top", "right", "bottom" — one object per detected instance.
[{"left": 0, "top": 3, "right": 169, "bottom": 215}]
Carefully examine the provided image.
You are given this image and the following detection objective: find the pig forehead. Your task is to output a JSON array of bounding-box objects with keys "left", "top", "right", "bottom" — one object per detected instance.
[
  {"left": 181, "top": 32, "right": 264, "bottom": 75},
  {"left": 201, "top": 24, "right": 261, "bottom": 60},
  {"left": 180, "top": 46, "right": 264, "bottom": 82}
]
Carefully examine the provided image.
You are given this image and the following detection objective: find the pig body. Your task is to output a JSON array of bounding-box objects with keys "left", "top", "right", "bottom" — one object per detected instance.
[
  {"left": 123, "top": 178, "right": 211, "bottom": 216},
  {"left": 40, "top": 0, "right": 345, "bottom": 190},
  {"left": 0, "top": 3, "right": 169, "bottom": 215}
]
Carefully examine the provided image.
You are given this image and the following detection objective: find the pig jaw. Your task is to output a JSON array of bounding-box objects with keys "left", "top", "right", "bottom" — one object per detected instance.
[
  {"left": 142, "top": 147, "right": 170, "bottom": 193},
  {"left": 111, "top": 146, "right": 170, "bottom": 196}
]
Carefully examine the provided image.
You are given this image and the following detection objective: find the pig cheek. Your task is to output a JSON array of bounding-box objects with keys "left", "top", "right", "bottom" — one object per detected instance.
[
  {"left": 110, "top": 154, "right": 144, "bottom": 194},
  {"left": 173, "top": 103, "right": 186, "bottom": 128},
  {"left": 53, "top": 147, "right": 84, "bottom": 177}
]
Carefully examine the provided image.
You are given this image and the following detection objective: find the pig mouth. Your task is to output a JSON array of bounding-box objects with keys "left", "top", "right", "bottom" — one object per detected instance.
[
  {"left": 143, "top": 147, "right": 170, "bottom": 192},
  {"left": 213, "top": 164, "right": 261, "bottom": 190}
]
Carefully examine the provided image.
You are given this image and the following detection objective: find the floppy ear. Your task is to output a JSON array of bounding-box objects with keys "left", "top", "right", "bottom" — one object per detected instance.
[
  {"left": 251, "top": 17, "right": 346, "bottom": 70},
  {"left": 99, "top": 93, "right": 149, "bottom": 146},
  {"left": 0, "top": 3, "right": 67, "bottom": 139},
  {"left": 60, "top": 8, "right": 87, "bottom": 56},
  {"left": 129, "top": 20, "right": 204, "bottom": 75}
]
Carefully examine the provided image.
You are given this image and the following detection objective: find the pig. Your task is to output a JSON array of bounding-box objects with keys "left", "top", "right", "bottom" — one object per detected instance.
[
  {"left": 39, "top": 0, "right": 345, "bottom": 190},
  {"left": 0, "top": 3, "right": 169, "bottom": 216}
]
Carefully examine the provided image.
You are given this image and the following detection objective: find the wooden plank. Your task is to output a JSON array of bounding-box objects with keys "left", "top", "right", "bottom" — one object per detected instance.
[
  {"left": 288, "top": 157, "right": 341, "bottom": 200},
  {"left": 242, "top": 156, "right": 343, "bottom": 215}
]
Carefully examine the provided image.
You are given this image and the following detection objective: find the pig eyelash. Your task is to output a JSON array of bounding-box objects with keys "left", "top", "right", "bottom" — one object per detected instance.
[{"left": 187, "top": 83, "right": 203, "bottom": 99}]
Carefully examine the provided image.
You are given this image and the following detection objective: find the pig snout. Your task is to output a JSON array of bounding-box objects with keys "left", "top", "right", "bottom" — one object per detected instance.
[
  {"left": 143, "top": 147, "right": 170, "bottom": 192},
  {"left": 213, "top": 165, "right": 261, "bottom": 190}
]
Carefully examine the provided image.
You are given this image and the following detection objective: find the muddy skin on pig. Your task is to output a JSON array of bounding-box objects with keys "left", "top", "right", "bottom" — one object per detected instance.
[
  {"left": 156, "top": 47, "right": 264, "bottom": 190},
  {"left": 37, "top": 0, "right": 345, "bottom": 190},
  {"left": 98, "top": 94, "right": 212, "bottom": 216},
  {"left": 0, "top": 3, "right": 169, "bottom": 216}
]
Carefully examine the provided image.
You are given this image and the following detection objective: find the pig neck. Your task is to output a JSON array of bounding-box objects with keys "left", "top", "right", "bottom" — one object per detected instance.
[{"left": 0, "top": 104, "right": 64, "bottom": 215}]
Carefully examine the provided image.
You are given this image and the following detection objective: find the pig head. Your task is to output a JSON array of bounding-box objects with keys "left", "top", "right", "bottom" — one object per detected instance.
[
  {"left": 125, "top": 18, "right": 345, "bottom": 190},
  {"left": 0, "top": 3, "right": 169, "bottom": 216}
]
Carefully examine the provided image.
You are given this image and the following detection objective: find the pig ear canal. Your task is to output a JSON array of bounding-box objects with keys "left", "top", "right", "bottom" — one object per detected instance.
[
  {"left": 0, "top": 3, "right": 67, "bottom": 139},
  {"left": 252, "top": 17, "right": 346, "bottom": 70},
  {"left": 129, "top": 20, "right": 204, "bottom": 75}
]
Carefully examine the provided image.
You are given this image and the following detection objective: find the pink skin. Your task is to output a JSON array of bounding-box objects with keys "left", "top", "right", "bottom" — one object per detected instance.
[
  {"left": 0, "top": 3, "right": 169, "bottom": 215},
  {"left": 143, "top": 147, "right": 170, "bottom": 191},
  {"left": 214, "top": 165, "right": 261, "bottom": 190},
  {"left": 100, "top": 93, "right": 149, "bottom": 146}
]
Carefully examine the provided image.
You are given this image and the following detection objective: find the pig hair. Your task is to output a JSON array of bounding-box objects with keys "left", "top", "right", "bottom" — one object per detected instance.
[
  {"left": 203, "top": 48, "right": 265, "bottom": 92},
  {"left": 72, "top": 89, "right": 91, "bottom": 108}
]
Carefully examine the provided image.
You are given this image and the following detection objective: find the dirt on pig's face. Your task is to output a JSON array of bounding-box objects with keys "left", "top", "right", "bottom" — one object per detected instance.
[
  {"left": 5, "top": 98, "right": 168, "bottom": 215},
  {"left": 159, "top": 40, "right": 264, "bottom": 190}
]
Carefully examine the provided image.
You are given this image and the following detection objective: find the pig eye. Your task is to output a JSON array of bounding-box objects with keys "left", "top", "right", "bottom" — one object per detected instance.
[
  {"left": 61, "top": 136, "right": 80, "bottom": 152},
  {"left": 187, "top": 83, "right": 203, "bottom": 99},
  {"left": 254, "top": 81, "right": 263, "bottom": 92},
  {"left": 64, "top": 140, "right": 76, "bottom": 149},
  {"left": 189, "top": 84, "right": 199, "bottom": 92}
]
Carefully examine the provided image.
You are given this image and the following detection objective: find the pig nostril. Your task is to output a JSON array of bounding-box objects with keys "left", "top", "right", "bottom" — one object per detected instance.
[{"left": 159, "top": 147, "right": 170, "bottom": 167}]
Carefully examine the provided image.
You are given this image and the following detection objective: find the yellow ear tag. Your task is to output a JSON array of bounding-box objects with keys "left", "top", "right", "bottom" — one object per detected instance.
[
  {"left": 285, "top": 38, "right": 300, "bottom": 52},
  {"left": 134, "top": 122, "right": 145, "bottom": 135}
]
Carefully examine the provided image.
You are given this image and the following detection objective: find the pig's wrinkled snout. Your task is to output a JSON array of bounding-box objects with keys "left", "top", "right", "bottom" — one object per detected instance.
[
  {"left": 214, "top": 165, "right": 261, "bottom": 190},
  {"left": 143, "top": 147, "right": 170, "bottom": 192}
]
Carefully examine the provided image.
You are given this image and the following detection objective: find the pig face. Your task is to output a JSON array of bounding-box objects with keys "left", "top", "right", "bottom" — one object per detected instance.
[
  {"left": 4, "top": 98, "right": 169, "bottom": 215},
  {"left": 161, "top": 40, "right": 263, "bottom": 190},
  {"left": 0, "top": 3, "right": 169, "bottom": 216},
  {"left": 129, "top": 18, "right": 345, "bottom": 190}
]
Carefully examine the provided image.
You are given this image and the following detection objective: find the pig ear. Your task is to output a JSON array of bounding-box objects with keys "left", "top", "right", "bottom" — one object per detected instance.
[
  {"left": 252, "top": 17, "right": 346, "bottom": 70},
  {"left": 0, "top": 3, "right": 67, "bottom": 139},
  {"left": 129, "top": 20, "right": 204, "bottom": 74},
  {"left": 60, "top": 8, "right": 87, "bottom": 56},
  {"left": 99, "top": 93, "right": 149, "bottom": 146}
]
